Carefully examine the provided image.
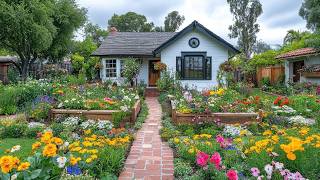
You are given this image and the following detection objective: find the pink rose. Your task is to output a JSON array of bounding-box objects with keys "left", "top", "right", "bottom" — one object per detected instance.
[
  {"left": 196, "top": 152, "right": 209, "bottom": 167},
  {"left": 216, "top": 135, "right": 224, "bottom": 143},
  {"left": 226, "top": 169, "right": 238, "bottom": 180},
  {"left": 210, "top": 152, "right": 222, "bottom": 170}
]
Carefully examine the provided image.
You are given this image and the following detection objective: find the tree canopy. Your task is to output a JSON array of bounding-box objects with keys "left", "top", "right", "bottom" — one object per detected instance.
[
  {"left": 164, "top": 11, "right": 185, "bottom": 32},
  {"left": 0, "top": 0, "right": 87, "bottom": 79},
  {"left": 300, "top": 0, "right": 320, "bottom": 31},
  {"left": 84, "top": 22, "right": 108, "bottom": 45},
  {"left": 227, "top": 0, "right": 263, "bottom": 60},
  {"left": 108, "top": 12, "right": 154, "bottom": 32}
]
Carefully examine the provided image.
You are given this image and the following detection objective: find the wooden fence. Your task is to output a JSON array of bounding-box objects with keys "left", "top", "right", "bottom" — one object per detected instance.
[{"left": 256, "top": 66, "right": 285, "bottom": 86}]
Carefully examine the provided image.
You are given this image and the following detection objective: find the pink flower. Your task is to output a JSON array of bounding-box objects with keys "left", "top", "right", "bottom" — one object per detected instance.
[
  {"left": 216, "top": 135, "right": 224, "bottom": 143},
  {"left": 104, "top": 97, "right": 112, "bottom": 101},
  {"left": 251, "top": 167, "right": 260, "bottom": 177},
  {"left": 196, "top": 152, "right": 209, "bottom": 167},
  {"left": 210, "top": 152, "right": 221, "bottom": 170},
  {"left": 226, "top": 169, "right": 238, "bottom": 180}
]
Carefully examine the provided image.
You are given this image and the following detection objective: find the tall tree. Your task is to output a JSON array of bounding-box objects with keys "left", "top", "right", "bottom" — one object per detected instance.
[
  {"left": 283, "top": 30, "right": 310, "bottom": 45},
  {"left": 164, "top": 11, "right": 185, "bottom": 32},
  {"left": 84, "top": 23, "right": 108, "bottom": 45},
  {"left": 253, "top": 40, "right": 271, "bottom": 54},
  {"left": 299, "top": 0, "right": 320, "bottom": 31},
  {"left": 0, "top": 0, "right": 87, "bottom": 80},
  {"left": 108, "top": 12, "right": 154, "bottom": 32},
  {"left": 227, "top": 0, "right": 263, "bottom": 60}
]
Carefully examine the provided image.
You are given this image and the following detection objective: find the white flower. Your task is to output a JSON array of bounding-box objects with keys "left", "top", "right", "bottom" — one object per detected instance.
[
  {"left": 135, "top": 95, "right": 139, "bottom": 100},
  {"left": 62, "top": 117, "right": 80, "bottom": 126},
  {"left": 288, "top": 115, "right": 315, "bottom": 125},
  {"left": 274, "top": 162, "right": 284, "bottom": 170},
  {"left": 56, "top": 156, "right": 67, "bottom": 168},
  {"left": 71, "top": 133, "right": 80, "bottom": 140},
  {"left": 58, "top": 103, "right": 63, "bottom": 108},
  {"left": 10, "top": 145, "right": 21, "bottom": 153},
  {"left": 223, "top": 125, "right": 242, "bottom": 137},
  {"left": 264, "top": 164, "right": 273, "bottom": 178},
  {"left": 28, "top": 122, "right": 45, "bottom": 128},
  {"left": 120, "top": 105, "right": 129, "bottom": 112},
  {"left": 71, "top": 98, "right": 76, "bottom": 101},
  {"left": 64, "top": 100, "right": 69, "bottom": 103},
  {"left": 11, "top": 174, "right": 18, "bottom": 180}
]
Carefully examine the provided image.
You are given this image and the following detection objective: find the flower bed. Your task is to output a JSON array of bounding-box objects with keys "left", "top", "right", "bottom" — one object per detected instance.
[
  {"left": 168, "top": 88, "right": 262, "bottom": 124},
  {"left": 50, "top": 99, "right": 141, "bottom": 124}
]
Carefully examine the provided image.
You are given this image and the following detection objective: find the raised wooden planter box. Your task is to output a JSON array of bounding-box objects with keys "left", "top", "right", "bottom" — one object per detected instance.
[
  {"left": 170, "top": 101, "right": 260, "bottom": 125},
  {"left": 302, "top": 72, "right": 320, "bottom": 78},
  {"left": 50, "top": 100, "right": 141, "bottom": 124}
]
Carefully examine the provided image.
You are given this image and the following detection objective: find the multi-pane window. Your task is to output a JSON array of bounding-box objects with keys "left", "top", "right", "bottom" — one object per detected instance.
[
  {"left": 176, "top": 53, "right": 211, "bottom": 80},
  {"left": 105, "top": 59, "right": 117, "bottom": 77}
]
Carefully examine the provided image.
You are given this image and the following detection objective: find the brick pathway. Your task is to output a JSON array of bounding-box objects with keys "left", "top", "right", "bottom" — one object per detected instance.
[{"left": 119, "top": 97, "right": 174, "bottom": 180}]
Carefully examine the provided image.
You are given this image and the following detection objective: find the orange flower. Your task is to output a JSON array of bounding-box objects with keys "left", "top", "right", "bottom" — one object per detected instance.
[{"left": 42, "top": 143, "right": 57, "bottom": 157}]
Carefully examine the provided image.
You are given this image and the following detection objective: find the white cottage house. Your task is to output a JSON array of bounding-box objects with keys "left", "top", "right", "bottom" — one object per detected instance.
[
  {"left": 92, "top": 21, "right": 240, "bottom": 89},
  {"left": 276, "top": 48, "right": 320, "bottom": 84}
]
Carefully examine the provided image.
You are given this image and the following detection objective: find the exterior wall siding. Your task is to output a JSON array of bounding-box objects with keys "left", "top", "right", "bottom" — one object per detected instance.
[{"left": 160, "top": 31, "right": 229, "bottom": 90}]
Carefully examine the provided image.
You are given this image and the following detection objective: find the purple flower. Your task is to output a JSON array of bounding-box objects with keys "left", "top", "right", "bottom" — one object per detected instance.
[
  {"left": 66, "top": 165, "right": 82, "bottom": 175},
  {"left": 251, "top": 167, "right": 260, "bottom": 177}
]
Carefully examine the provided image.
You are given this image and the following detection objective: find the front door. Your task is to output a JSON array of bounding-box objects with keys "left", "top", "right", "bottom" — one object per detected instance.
[
  {"left": 292, "top": 61, "right": 304, "bottom": 82},
  {"left": 148, "top": 60, "right": 160, "bottom": 86}
]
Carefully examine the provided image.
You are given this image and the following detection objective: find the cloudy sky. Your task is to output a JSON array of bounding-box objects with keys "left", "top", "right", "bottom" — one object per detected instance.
[{"left": 76, "top": 0, "right": 307, "bottom": 46}]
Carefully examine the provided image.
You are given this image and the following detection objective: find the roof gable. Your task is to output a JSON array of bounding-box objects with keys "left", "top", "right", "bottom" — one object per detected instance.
[{"left": 153, "top": 20, "right": 240, "bottom": 55}]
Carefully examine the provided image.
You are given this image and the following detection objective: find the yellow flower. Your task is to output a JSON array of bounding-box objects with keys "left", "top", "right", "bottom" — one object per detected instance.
[
  {"left": 188, "top": 148, "right": 195, "bottom": 154},
  {"left": 234, "top": 138, "right": 242, "bottom": 143},
  {"left": 82, "top": 141, "right": 93, "bottom": 147},
  {"left": 84, "top": 129, "right": 92, "bottom": 135},
  {"left": 173, "top": 138, "right": 180, "bottom": 144},
  {"left": 263, "top": 130, "right": 272, "bottom": 136},
  {"left": 32, "top": 141, "right": 41, "bottom": 151},
  {"left": 287, "top": 152, "right": 296, "bottom": 160},
  {"left": 85, "top": 158, "right": 93, "bottom": 163},
  {"left": 17, "top": 162, "right": 30, "bottom": 171},
  {"left": 70, "top": 156, "right": 81, "bottom": 166},
  {"left": 52, "top": 137, "right": 63, "bottom": 146},
  {"left": 0, "top": 156, "right": 15, "bottom": 174},
  {"left": 42, "top": 143, "right": 57, "bottom": 157},
  {"left": 205, "top": 141, "right": 212, "bottom": 146},
  {"left": 299, "top": 127, "right": 309, "bottom": 136},
  {"left": 90, "top": 154, "right": 98, "bottom": 160},
  {"left": 271, "top": 135, "right": 279, "bottom": 143},
  {"left": 266, "top": 147, "right": 273, "bottom": 153}
]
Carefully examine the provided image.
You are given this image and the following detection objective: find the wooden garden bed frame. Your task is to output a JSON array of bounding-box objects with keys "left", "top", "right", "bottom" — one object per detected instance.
[
  {"left": 170, "top": 101, "right": 261, "bottom": 125},
  {"left": 302, "top": 72, "right": 320, "bottom": 78},
  {"left": 50, "top": 100, "right": 141, "bottom": 124}
]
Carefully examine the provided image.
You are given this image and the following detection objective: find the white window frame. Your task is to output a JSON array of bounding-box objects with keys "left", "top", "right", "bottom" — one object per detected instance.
[{"left": 105, "top": 59, "right": 117, "bottom": 78}]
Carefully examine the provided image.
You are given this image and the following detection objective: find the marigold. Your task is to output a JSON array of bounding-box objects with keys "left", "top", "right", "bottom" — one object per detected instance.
[
  {"left": 17, "top": 162, "right": 30, "bottom": 171},
  {"left": 70, "top": 156, "right": 81, "bottom": 165},
  {"left": 32, "top": 141, "right": 41, "bottom": 151},
  {"left": 41, "top": 131, "right": 53, "bottom": 144},
  {"left": 262, "top": 130, "right": 272, "bottom": 136},
  {"left": 52, "top": 137, "right": 63, "bottom": 146},
  {"left": 42, "top": 143, "right": 57, "bottom": 157},
  {"left": 286, "top": 152, "right": 296, "bottom": 160},
  {"left": 0, "top": 156, "right": 14, "bottom": 174}
]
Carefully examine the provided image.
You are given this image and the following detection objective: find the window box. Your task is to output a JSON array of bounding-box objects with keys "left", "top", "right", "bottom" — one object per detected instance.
[{"left": 302, "top": 72, "right": 320, "bottom": 78}]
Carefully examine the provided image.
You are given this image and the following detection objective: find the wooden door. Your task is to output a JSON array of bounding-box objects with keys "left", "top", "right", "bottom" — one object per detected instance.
[
  {"left": 148, "top": 60, "right": 160, "bottom": 86},
  {"left": 293, "top": 61, "right": 304, "bottom": 82}
]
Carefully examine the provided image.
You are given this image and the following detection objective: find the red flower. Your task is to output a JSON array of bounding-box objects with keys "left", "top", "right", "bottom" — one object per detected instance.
[
  {"left": 210, "top": 152, "right": 222, "bottom": 170},
  {"left": 280, "top": 97, "right": 289, "bottom": 107},
  {"left": 196, "top": 152, "right": 209, "bottom": 167},
  {"left": 273, "top": 96, "right": 282, "bottom": 105}
]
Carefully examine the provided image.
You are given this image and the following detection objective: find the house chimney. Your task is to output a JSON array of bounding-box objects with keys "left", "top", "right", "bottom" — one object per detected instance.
[{"left": 110, "top": 27, "right": 118, "bottom": 34}]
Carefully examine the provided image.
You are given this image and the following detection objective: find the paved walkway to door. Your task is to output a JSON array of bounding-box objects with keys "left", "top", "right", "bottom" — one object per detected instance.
[{"left": 119, "top": 97, "right": 174, "bottom": 180}]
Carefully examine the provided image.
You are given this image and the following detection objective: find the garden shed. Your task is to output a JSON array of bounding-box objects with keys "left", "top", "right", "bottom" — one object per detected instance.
[
  {"left": 0, "top": 56, "right": 17, "bottom": 84},
  {"left": 276, "top": 47, "right": 320, "bottom": 84}
]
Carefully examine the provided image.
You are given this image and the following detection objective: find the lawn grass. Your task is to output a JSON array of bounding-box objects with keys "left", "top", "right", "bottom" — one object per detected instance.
[{"left": 0, "top": 138, "right": 36, "bottom": 159}]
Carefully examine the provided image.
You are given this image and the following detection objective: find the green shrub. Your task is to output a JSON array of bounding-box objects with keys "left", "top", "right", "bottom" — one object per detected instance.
[
  {"left": 0, "top": 123, "right": 27, "bottom": 138},
  {"left": 156, "top": 70, "right": 176, "bottom": 92},
  {"left": 133, "top": 101, "right": 148, "bottom": 130},
  {"left": 25, "top": 126, "right": 44, "bottom": 138},
  {"left": 122, "top": 58, "right": 141, "bottom": 86},
  {"left": 50, "top": 123, "right": 65, "bottom": 137}
]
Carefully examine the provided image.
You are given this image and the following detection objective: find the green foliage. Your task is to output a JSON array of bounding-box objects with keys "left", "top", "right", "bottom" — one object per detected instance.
[
  {"left": 50, "top": 123, "right": 65, "bottom": 137},
  {"left": 133, "top": 101, "right": 148, "bottom": 130},
  {"left": 249, "top": 50, "right": 281, "bottom": 67},
  {"left": 299, "top": 0, "right": 320, "bottom": 31},
  {"left": 112, "top": 111, "right": 128, "bottom": 128},
  {"left": 156, "top": 70, "right": 177, "bottom": 92},
  {"left": 84, "top": 23, "right": 108, "bottom": 45},
  {"left": 25, "top": 126, "right": 44, "bottom": 138},
  {"left": 108, "top": 12, "right": 154, "bottom": 32},
  {"left": 0, "top": 123, "right": 27, "bottom": 138},
  {"left": 174, "top": 159, "right": 193, "bottom": 178},
  {"left": 227, "top": 0, "right": 263, "bottom": 59},
  {"left": 0, "top": 138, "right": 36, "bottom": 159},
  {"left": 0, "top": 0, "right": 87, "bottom": 79},
  {"left": 122, "top": 58, "right": 141, "bottom": 86},
  {"left": 164, "top": 11, "right": 185, "bottom": 32}
]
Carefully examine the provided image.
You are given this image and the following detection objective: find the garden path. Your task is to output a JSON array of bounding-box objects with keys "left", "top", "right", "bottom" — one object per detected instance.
[{"left": 119, "top": 97, "right": 174, "bottom": 180}]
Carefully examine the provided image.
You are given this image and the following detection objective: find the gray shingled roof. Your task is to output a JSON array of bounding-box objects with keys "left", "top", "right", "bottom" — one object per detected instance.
[{"left": 92, "top": 32, "right": 177, "bottom": 57}]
